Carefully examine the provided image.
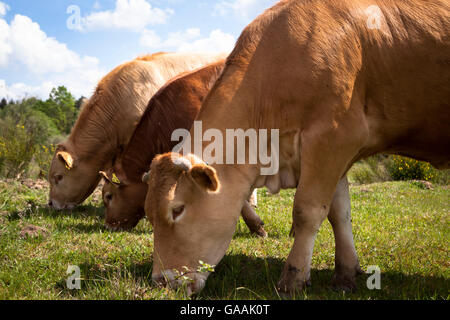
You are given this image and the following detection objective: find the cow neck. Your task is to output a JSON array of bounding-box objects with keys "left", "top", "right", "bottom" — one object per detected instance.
[{"left": 190, "top": 67, "right": 261, "bottom": 212}]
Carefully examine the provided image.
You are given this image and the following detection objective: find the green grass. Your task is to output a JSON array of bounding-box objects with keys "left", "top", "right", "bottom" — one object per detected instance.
[{"left": 0, "top": 179, "right": 448, "bottom": 300}]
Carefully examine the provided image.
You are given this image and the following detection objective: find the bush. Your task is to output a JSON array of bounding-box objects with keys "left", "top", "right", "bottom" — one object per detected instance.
[
  {"left": 0, "top": 98, "right": 62, "bottom": 178},
  {"left": 349, "top": 155, "right": 392, "bottom": 185},
  {"left": 388, "top": 155, "right": 435, "bottom": 182},
  {"left": 349, "top": 155, "right": 449, "bottom": 185},
  {"left": 0, "top": 118, "right": 36, "bottom": 178},
  {"left": 431, "top": 169, "right": 450, "bottom": 185},
  {"left": 32, "top": 143, "right": 57, "bottom": 179}
]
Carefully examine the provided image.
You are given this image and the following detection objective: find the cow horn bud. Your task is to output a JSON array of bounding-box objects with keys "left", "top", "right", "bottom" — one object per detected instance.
[
  {"left": 142, "top": 171, "right": 151, "bottom": 184},
  {"left": 172, "top": 156, "right": 192, "bottom": 172}
]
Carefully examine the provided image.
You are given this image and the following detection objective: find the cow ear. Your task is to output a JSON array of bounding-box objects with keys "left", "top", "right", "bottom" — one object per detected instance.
[
  {"left": 57, "top": 151, "right": 74, "bottom": 170},
  {"left": 189, "top": 164, "right": 220, "bottom": 192},
  {"left": 100, "top": 171, "right": 121, "bottom": 186},
  {"left": 99, "top": 171, "right": 111, "bottom": 184}
]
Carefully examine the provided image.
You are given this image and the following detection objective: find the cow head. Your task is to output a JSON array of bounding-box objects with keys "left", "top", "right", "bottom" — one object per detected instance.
[
  {"left": 100, "top": 166, "right": 146, "bottom": 231},
  {"left": 143, "top": 153, "right": 245, "bottom": 295},
  {"left": 48, "top": 143, "right": 101, "bottom": 210}
]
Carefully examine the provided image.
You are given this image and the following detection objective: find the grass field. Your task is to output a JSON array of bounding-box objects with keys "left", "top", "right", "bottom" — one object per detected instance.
[{"left": 0, "top": 178, "right": 448, "bottom": 300}]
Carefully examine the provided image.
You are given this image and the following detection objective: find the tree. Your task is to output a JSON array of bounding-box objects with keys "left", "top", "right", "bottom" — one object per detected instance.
[
  {"left": 0, "top": 98, "right": 7, "bottom": 110},
  {"left": 34, "top": 86, "right": 78, "bottom": 134}
]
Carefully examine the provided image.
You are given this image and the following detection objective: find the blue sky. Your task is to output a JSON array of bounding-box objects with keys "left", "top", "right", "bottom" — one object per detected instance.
[{"left": 0, "top": 0, "right": 275, "bottom": 100}]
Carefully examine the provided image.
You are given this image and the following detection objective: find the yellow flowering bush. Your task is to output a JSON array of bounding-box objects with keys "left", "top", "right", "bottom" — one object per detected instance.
[{"left": 389, "top": 155, "right": 434, "bottom": 181}]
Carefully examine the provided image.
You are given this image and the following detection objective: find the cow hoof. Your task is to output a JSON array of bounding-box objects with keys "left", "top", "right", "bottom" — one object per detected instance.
[
  {"left": 276, "top": 275, "right": 310, "bottom": 299},
  {"left": 331, "top": 273, "right": 357, "bottom": 293},
  {"left": 356, "top": 265, "right": 364, "bottom": 275},
  {"left": 253, "top": 225, "right": 268, "bottom": 238}
]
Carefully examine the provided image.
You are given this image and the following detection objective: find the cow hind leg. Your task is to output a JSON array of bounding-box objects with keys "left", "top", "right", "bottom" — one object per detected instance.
[{"left": 328, "top": 176, "right": 363, "bottom": 292}]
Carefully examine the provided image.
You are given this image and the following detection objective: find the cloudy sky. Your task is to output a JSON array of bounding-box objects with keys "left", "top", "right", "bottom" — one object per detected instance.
[{"left": 0, "top": 0, "right": 276, "bottom": 100}]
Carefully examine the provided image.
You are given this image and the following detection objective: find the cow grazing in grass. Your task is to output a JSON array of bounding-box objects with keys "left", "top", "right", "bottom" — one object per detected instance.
[
  {"left": 100, "top": 61, "right": 266, "bottom": 237},
  {"left": 48, "top": 52, "right": 227, "bottom": 210},
  {"left": 142, "top": 0, "right": 450, "bottom": 296}
]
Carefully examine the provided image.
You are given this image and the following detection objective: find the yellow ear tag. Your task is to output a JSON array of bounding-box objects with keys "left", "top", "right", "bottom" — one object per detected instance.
[
  {"left": 65, "top": 164, "right": 71, "bottom": 171},
  {"left": 112, "top": 173, "right": 120, "bottom": 184}
]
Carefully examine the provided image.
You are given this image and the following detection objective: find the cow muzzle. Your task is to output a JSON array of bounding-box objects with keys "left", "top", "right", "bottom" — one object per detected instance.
[
  {"left": 152, "top": 269, "right": 208, "bottom": 296},
  {"left": 105, "top": 217, "right": 140, "bottom": 231},
  {"left": 48, "top": 199, "right": 76, "bottom": 211}
]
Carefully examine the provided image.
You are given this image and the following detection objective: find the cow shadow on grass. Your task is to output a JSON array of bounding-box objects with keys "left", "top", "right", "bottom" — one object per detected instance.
[
  {"left": 50, "top": 215, "right": 151, "bottom": 235},
  {"left": 203, "top": 254, "right": 450, "bottom": 300},
  {"left": 6, "top": 199, "right": 104, "bottom": 221},
  {"left": 6, "top": 200, "right": 150, "bottom": 235},
  {"left": 57, "top": 253, "right": 449, "bottom": 300}
]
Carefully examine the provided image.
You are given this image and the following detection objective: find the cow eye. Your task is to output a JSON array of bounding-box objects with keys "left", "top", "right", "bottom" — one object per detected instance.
[
  {"left": 54, "top": 175, "right": 63, "bottom": 184},
  {"left": 105, "top": 193, "right": 113, "bottom": 203},
  {"left": 172, "top": 205, "right": 185, "bottom": 221}
]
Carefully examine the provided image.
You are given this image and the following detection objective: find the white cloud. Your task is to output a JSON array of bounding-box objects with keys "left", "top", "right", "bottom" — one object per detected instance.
[
  {"left": 0, "top": 18, "right": 11, "bottom": 66},
  {"left": 79, "top": 0, "right": 173, "bottom": 32},
  {"left": 214, "top": 0, "right": 274, "bottom": 21},
  {"left": 0, "top": 79, "right": 55, "bottom": 100},
  {"left": 8, "top": 15, "right": 91, "bottom": 74},
  {"left": 0, "top": 1, "right": 9, "bottom": 16},
  {"left": 140, "top": 28, "right": 236, "bottom": 53},
  {"left": 0, "top": 14, "right": 104, "bottom": 99},
  {"left": 139, "top": 29, "right": 161, "bottom": 47}
]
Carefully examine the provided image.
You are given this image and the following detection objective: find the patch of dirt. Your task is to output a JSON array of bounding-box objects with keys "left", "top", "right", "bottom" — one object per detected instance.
[
  {"left": 20, "top": 179, "right": 49, "bottom": 190},
  {"left": 19, "top": 224, "right": 49, "bottom": 239},
  {"left": 0, "top": 178, "right": 50, "bottom": 190},
  {"left": 411, "top": 180, "right": 434, "bottom": 190}
]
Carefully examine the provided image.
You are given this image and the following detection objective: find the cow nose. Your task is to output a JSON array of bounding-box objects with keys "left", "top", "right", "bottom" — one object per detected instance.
[
  {"left": 48, "top": 200, "right": 53, "bottom": 207},
  {"left": 152, "top": 270, "right": 207, "bottom": 296}
]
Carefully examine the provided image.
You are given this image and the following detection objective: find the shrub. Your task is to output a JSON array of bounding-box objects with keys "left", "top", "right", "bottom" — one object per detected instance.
[
  {"left": 0, "top": 118, "right": 36, "bottom": 178},
  {"left": 431, "top": 169, "right": 450, "bottom": 185},
  {"left": 29, "top": 143, "right": 57, "bottom": 179},
  {"left": 0, "top": 99, "right": 62, "bottom": 178},
  {"left": 349, "top": 155, "right": 392, "bottom": 185},
  {"left": 388, "top": 155, "right": 434, "bottom": 181}
]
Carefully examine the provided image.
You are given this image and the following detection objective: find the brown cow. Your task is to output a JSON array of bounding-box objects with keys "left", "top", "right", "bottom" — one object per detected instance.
[
  {"left": 100, "top": 61, "right": 266, "bottom": 237},
  {"left": 48, "top": 52, "right": 226, "bottom": 210},
  {"left": 142, "top": 0, "right": 450, "bottom": 296}
]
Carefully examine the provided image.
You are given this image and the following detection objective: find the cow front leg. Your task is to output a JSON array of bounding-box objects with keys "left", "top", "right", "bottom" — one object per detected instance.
[
  {"left": 277, "top": 197, "right": 329, "bottom": 295},
  {"left": 277, "top": 121, "right": 365, "bottom": 296},
  {"left": 328, "top": 176, "right": 363, "bottom": 292}
]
